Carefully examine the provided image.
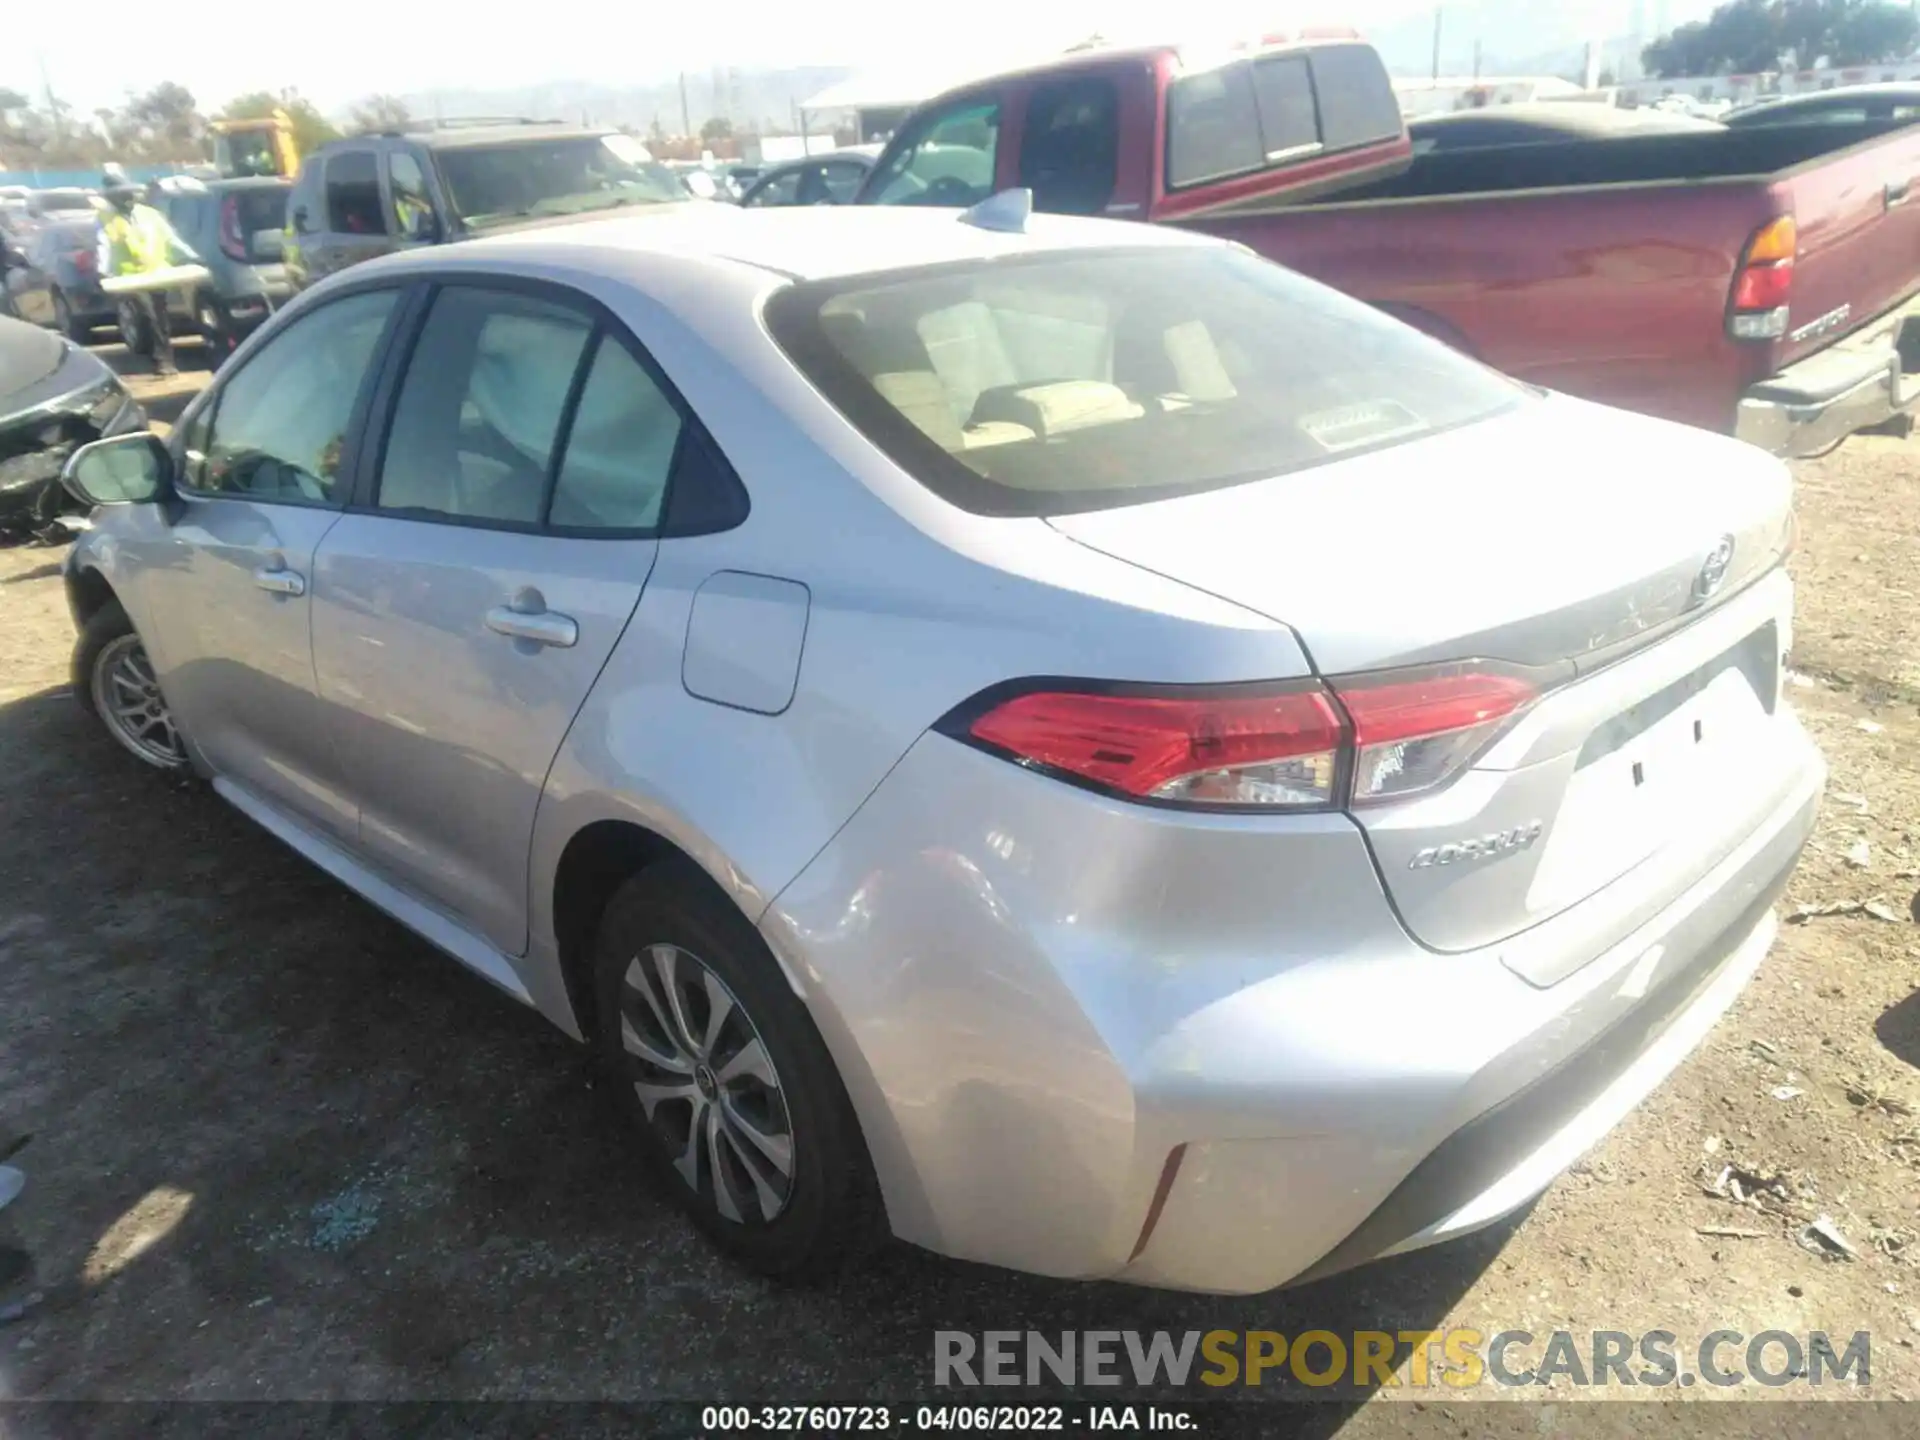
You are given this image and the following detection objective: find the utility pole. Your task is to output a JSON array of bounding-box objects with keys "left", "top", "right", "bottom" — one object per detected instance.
[
  {"left": 1473, "top": 38, "right": 1482, "bottom": 80},
  {"left": 679, "top": 71, "right": 692, "bottom": 140},
  {"left": 1431, "top": 7, "right": 1444, "bottom": 81}
]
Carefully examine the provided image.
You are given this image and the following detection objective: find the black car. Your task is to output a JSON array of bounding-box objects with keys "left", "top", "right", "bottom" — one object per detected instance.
[
  {"left": 738, "top": 150, "right": 877, "bottom": 207},
  {"left": 283, "top": 119, "right": 695, "bottom": 290},
  {"left": 1723, "top": 83, "right": 1920, "bottom": 128},
  {"left": 0, "top": 314, "right": 145, "bottom": 534},
  {"left": 3, "top": 217, "right": 114, "bottom": 341}
]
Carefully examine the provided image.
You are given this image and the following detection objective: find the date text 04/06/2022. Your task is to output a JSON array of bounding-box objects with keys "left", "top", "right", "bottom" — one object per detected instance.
[{"left": 699, "top": 1404, "right": 1195, "bottom": 1431}]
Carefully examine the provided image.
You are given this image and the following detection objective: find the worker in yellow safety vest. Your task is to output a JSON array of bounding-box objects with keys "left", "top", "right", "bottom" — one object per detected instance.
[{"left": 96, "top": 168, "right": 198, "bottom": 378}]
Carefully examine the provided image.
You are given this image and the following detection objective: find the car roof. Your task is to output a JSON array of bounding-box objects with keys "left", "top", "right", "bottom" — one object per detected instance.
[{"left": 412, "top": 202, "right": 1218, "bottom": 284}]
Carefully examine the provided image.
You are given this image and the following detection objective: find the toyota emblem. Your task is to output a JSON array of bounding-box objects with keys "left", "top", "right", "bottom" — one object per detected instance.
[{"left": 1693, "top": 535, "right": 1736, "bottom": 605}]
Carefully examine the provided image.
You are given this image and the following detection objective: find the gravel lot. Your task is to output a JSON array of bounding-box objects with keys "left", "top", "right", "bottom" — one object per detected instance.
[{"left": 0, "top": 349, "right": 1916, "bottom": 1427}]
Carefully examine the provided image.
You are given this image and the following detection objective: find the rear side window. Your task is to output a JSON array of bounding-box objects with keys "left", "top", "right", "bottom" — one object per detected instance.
[
  {"left": 1310, "top": 44, "right": 1403, "bottom": 149},
  {"left": 1250, "top": 57, "right": 1319, "bottom": 155},
  {"left": 1167, "top": 44, "right": 1401, "bottom": 189},
  {"left": 325, "top": 151, "right": 387, "bottom": 235},
  {"left": 866, "top": 99, "right": 1001, "bottom": 207},
  {"left": 1166, "top": 66, "right": 1265, "bottom": 188},
  {"left": 377, "top": 287, "right": 592, "bottom": 525},
  {"left": 765, "top": 246, "right": 1522, "bottom": 518},
  {"left": 1019, "top": 78, "right": 1120, "bottom": 215}
]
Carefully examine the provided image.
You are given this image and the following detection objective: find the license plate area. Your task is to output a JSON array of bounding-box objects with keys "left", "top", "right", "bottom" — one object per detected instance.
[{"left": 1528, "top": 623, "right": 1781, "bottom": 916}]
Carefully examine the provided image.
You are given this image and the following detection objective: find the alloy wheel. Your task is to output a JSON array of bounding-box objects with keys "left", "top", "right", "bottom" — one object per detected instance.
[
  {"left": 91, "top": 634, "right": 186, "bottom": 769},
  {"left": 617, "top": 942, "right": 796, "bottom": 1224}
]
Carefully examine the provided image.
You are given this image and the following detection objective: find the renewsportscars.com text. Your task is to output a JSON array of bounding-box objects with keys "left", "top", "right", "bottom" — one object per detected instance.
[{"left": 933, "top": 1329, "right": 1871, "bottom": 1390}]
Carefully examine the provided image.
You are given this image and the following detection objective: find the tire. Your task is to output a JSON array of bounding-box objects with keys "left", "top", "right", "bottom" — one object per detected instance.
[
  {"left": 591, "top": 859, "right": 882, "bottom": 1280},
  {"left": 195, "top": 291, "right": 235, "bottom": 364},
  {"left": 52, "top": 289, "right": 89, "bottom": 345},
  {"left": 115, "top": 297, "right": 151, "bottom": 358},
  {"left": 73, "top": 599, "right": 189, "bottom": 773}
]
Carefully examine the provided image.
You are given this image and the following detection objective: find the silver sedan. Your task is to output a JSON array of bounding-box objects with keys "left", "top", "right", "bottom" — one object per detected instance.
[{"left": 59, "top": 199, "right": 1824, "bottom": 1292}]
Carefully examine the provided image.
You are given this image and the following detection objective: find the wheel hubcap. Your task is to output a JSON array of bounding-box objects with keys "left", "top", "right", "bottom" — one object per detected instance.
[
  {"left": 93, "top": 635, "right": 186, "bottom": 768},
  {"left": 617, "top": 943, "right": 795, "bottom": 1225}
]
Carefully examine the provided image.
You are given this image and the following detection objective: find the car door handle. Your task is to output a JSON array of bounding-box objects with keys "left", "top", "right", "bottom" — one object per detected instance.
[
  {"left": 1888, "top": 177, "right": 1914, "bottom": 209},
  {"left": 253, "top": 567, "right": 306, "bottom": 596},
  {"left": 484, "top": 605, "right": 578, "bottom": 648}
]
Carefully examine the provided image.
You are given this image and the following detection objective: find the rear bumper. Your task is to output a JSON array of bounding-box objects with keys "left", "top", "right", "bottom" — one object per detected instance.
[
  {"left": 1736, "top": 294, "right": 1920, "bottom": 457},
  {"left": 766, "top": 702, "right": 1825, "bottom": 1294}
]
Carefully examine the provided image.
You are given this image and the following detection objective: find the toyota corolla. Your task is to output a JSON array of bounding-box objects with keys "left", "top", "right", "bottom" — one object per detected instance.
[{"left": 57, "top": 199, "right": 1823, "bottom": 1292}]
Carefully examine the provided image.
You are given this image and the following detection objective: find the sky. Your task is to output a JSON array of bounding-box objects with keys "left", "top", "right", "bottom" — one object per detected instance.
[{"left": 16, "top": 0, "right": 1635, "bottom": 116}]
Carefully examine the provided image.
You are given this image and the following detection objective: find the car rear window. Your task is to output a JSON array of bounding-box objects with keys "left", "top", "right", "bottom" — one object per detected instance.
[
  {"left": 33, "top": 188, "right": 92, "bottom": 215},
  {"left": 764, "top": 245, "right": 1523, "bottom": 517}
]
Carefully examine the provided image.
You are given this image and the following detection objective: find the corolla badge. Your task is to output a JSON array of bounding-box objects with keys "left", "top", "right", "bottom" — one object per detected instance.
[
  {"left": 1409, "top": 821, "right": 1544, "bottom": 870},
  {"left": 1692, "top": 535, "right": 1736, "bottom": 606}
]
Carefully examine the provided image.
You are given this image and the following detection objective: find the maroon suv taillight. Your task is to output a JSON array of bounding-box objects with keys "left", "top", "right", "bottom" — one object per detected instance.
[
  {"left": 944, "top": 667, "right": 1538, "bottom": 811},
  {"left": 218, "top": 195, "right": 248, "bottom": 262}
]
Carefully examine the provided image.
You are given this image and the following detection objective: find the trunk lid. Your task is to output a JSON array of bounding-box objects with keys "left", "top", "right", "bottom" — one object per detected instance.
[{"left": 1047, "top": 394, "right": 1797, "bottom": 955}]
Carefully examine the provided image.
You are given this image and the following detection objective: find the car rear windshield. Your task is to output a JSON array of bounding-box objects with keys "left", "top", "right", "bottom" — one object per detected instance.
[
  {"left": 436, "top": 135, "right": 686, "bottom": 228},
  {"left": 763, "top": 245, "right": 1524, "bottom": 517}
]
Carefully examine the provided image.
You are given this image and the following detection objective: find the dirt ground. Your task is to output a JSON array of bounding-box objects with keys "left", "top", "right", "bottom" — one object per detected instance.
[{"left": 0, "top": 346, "right": 1917, "bottom": 1426}]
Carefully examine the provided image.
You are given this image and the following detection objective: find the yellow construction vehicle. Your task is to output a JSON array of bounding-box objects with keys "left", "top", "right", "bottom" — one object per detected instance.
[{"left": 210, "top": 112, "right": 299, "bottom": 180}]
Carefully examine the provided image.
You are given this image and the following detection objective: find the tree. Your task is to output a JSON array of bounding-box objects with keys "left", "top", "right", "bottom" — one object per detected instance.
[
  {"left": 349, "top": 93, "right": 412, "bottom": 135},
  {"left": 122, "top": 81, "right": 204, "bottom": 159},
  {"left": 699, "top": 115, "right": 734, "bottom": 144},
  {"left": 1643, "top": 0, "right": 1919, "bottom": 77},
  {"left": 222, "top": 89, "right": 340, "bottom": 156}
]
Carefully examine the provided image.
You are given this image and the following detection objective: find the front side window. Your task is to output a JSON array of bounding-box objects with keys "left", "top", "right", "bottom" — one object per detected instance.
[
  {"left": 191, "top": 288, "right": 399, "bottom": 503},
  {"left": 325, "top": 151, "right": 387, "bottom": 234},
  {"left": 865, "top": 99, "right": 1001, "bottom": 207},
  {"left": 766, "top": 246, "right": 1523, "bottom": 517},
  {"left": 1019, "top": 78, "right": 1120, "bottom": 215},
  {"left": 377, "top": 287, "right": 593, "bottom": 525}
]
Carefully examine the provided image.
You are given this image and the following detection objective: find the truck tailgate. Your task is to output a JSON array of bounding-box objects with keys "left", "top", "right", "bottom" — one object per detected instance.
[{"left": 1777, "top": 123, "right": 1920, "bottom": 366}]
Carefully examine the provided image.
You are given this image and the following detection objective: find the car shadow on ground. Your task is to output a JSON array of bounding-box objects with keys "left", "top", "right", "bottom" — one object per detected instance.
[
  {"left": 1876, "top": 988, "right": 1920, "bottom": 1072},
  {"left": 0, "top": 679, "right": 1512, "bottom": 1417}
]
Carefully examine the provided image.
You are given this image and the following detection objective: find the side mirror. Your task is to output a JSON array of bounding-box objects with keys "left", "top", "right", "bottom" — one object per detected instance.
[
  {"left": 404, "top": 209, "right": 442, "bottom": 244},
  {"left": 63, "top": 432, "right": 174, "bottom": 508}
]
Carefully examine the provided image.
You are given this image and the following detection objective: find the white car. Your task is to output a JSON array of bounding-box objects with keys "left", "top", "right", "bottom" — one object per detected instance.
[{"left": 60, "top": 198, "right": 1822, "bottom": 1290}]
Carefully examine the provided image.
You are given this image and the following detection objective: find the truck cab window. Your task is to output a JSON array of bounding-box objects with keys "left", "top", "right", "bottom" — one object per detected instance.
[
  {"left": 1019, "top": 78, "right": 1120, "bottom": 215},
  {"left": 867, "top": 100, "right": 1001, "bottom": 207},
  {"left": 326, "top": 151, "right": 387, "bottom": 235}
]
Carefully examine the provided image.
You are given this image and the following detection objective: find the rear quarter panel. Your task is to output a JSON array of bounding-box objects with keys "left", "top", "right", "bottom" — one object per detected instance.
[{"left": 1189, "top": 181, "right": 1784, "bottom": 433}]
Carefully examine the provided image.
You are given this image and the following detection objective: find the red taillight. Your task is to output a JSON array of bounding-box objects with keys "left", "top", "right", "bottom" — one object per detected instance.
[
  {"left": 71, "top": 248, "right": 96, "bottom": 275},
  {"left": 949, "top": 667, "right": 1538, "bottom": 811},
  {"left": 1336, "top": 671, "right": 1537, "bottom": 805},
  {"left": 966, "top": 687, "right": 1345, "bottom": 808},
  {"left": 219, "top": 196, "right": 247, "bottom": 262},
  {"left": 1728, "top": 216, "right": 1796, "bottom": 341}
]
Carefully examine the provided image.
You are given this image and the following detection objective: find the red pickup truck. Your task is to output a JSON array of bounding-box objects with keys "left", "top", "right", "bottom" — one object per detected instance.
[{"left": 853, "top": 37, "right": 1920, "bottom": 457}]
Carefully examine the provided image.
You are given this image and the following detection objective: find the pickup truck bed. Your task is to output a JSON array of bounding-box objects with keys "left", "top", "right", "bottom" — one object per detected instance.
[
  {"left": 856, "top": 38, "right": 1920, "bottom": 455},
  {"left": 1190, "top": 118, "right": 1920, "bottom": 446}
]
